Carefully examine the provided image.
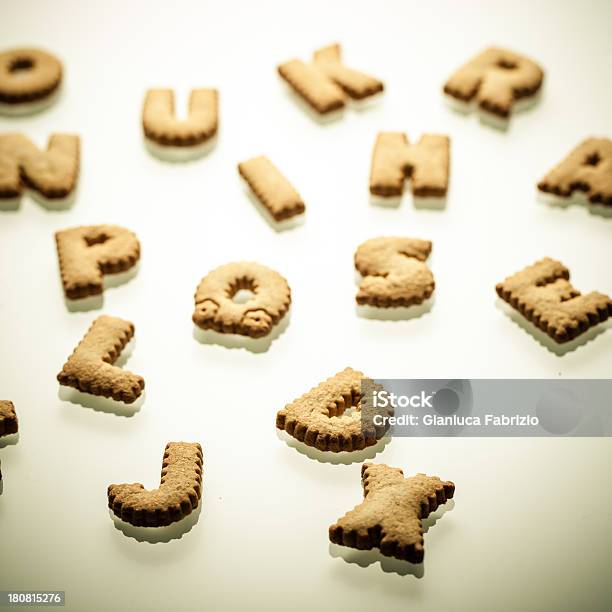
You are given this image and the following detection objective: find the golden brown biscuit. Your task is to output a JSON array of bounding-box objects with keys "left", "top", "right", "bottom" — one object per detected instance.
[
  {"left": 355, "top": 237, "right": 435, "bottom": 307},
  {"left": 142, "top": 88, "right": 218, "bottom": 147},
  {"left": 0, "top": 401, "right": 18, "bottom": 437},
  {"left": 444, "top": 46, "right": 544, "bottom": 119},
  {"left": 57, "top": 315, "right": 145, "bottom": 404},
  {"left": 0, "top": 133, "right": 79, "bottom": 201},
  {"left": 108, "top": 442, "right": 203, "bottom": 527},
  {"left": 276, "top": 368, "right": 390, "bottom": 452},
  {"left": 313, "top": 44, "right": 384, "bottom": 100},
  {"left": 370, "top": 132, "right": 450, "bottom": 198},
  {"left": 329, "top": 463, "right": 455, "bottom": 563},
  {"left": 55, "top": 225, "right": 140, "bottom": 300},
  {"left": 193, "top": 262, "right": 291, "bottom": 338},
  {"left": 537, "top": 138, "right": 612, "bottom": 207},
  {"left": 238, "top": 156, "right": 305, "bottom": 222},
  {"left": 278, "top": 43, "right": 383, "bottom": 115},
  {"left": 0, "top": 48, "right": 62, "bottom": 109},
  {"left": 496, "top": 258, "right": 612, "bottom": 343}
]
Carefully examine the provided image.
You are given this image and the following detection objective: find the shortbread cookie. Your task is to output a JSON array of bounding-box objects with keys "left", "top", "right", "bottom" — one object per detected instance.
[
  {"left": 142, "top": 88, "right": 218, "bottom": 160},
  {"left": 238, "top": 156, "right": 305, "bottom": 222},
  {"left": 57, "top": 315, "right": 144, "bottom": 404},
  {"left": 0, "top": 401, "right": 18, "bottom": 437},
  {"left": 108, "top": 442, "right": 203, "bottom": 527},
  {"left": 278, "top": 43, "right": 383, "bottom": 115},
  {"left": 537, "top": 138, "right": 612, "bottom": 207},
  {"left": 329, "top": 463, "right": 455, "bottom": 563},
  {"left": 0, "top": 48, "right": 62, "bottom": 115},
  {"left": 193, "top": 262, "right": 291, "bottom": 338},
  {"left": 276, "top": 368, "right": 390, "bottom": 452},
  {"left": 444, "top": 46, "right": 544, "bottom": 119},
  {"left": 55, "top": 225, "right": 140, "bottom": 300},
  {"left": 355, "top": 237, "right": 435, "bottom": 307},
  {"left": 370, "top": 132, "right": 450, "bottom": 199},
  {"left": 0, "top": 133, "right": 79, "bottom": 204},
  {"left": 496, "top": 258, "right": 612, "bottom": 344}
]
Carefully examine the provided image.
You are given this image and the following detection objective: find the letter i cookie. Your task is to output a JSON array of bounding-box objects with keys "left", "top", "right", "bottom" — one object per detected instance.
[{"left": 238, "top": 156, "right": 305, "bottom": 230}]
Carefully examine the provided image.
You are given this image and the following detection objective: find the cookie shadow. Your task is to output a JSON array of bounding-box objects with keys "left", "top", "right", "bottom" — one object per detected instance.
[
  {"left": 276, "top": 429, "right": 391, "bottom": 465},
  {"left": 0, "top": 198, "right": 21, "bottom": 212},
  {"left": 495, "top": 298, "right": 611, "bottom": 356},
  {"left": 109, "top": 502, "right": 202, "bottom": 543},
  {"left": 355, "top": 297, "right": 434, "bottom": 321},
  {"left": 348, "top": 92, "right": 384, "bottom": 112},
  {"left": 369, "top": 184, "right": 447, "bottom": 211},
  {"left": 328, "top": 499, "right": 455, "bottom": 577},
  {"left": 29, "top": 188, "right": 77, "bottom": 211},
  {"left": 144, "top": 135, "right": 218, "bottom": 163},
  {"left": 192, "top": 310, "right": 291, "bottom": 354},
  {"left": 58, "top": 386, "right": 144, "bottom": 417},
  {"left": 240, "top": 179, "right": 305, "bottom": 232},
  {"left": 443, "top": 90, "right": 542, "bottom": 132},
  {"left": 0, "top": 433, "right": 20, "bottom": 449},
  {"left": 536, "top": 190, "right": 612, "bottom": 219},
  {"left": 63, "top": 264, "right": 140, "bottom": 312},
  {"left": 280, "top": 82, "right": 345, "bottom": 125}
]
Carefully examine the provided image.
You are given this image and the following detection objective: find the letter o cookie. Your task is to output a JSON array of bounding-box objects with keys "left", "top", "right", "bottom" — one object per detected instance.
[
  {"left": 0, "top": 48, "right": 62, "bottom": 115},
  {"left": 193, "top": 262, "right": 291, "bottom": 338}
]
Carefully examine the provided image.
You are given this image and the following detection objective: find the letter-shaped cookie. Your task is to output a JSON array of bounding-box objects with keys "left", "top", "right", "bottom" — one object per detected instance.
[
  {"left": 193, "top": 262, "right": 291, "bottom": 338},
  {"left": 0, "top": 48, "right": 62, "bottom": 113},
  {"left": 537, "top": 138, "right": 612, "bottom": 207},
  {"left": 238, "top": 156, "right": 305, "bottom": 222},
  {"left": 0, "top": 133, "right": 79, "bottom": 202},
  {"left": 55, "top": 225, "right": 140, "bottom": 300},
  {"left": 355, "top": 237, "right": 435, "bottom": 307},
  {"left": 0, "top": 401, "right": 18, "bottom": 437},
  {"left": 278, "top": 43, "right": 383, "bottom": 115},
  {"left": 496, "top": 258, "right": 612, "bottom": 343},
  {"left": 57, "top": 315, "right": 144, "bottom": 403},
  {"left": 443, "top": 46, "right": 544, "bottom": 119},
  {"left": 329, "top": 463, "right": 455, "bottom": 563},
  {"left": 276, "top": 368, "right": 390, "bottom": 452},
  {"left": 369, "top": 133, "right": 450, "bottom": 198},
  {"left": 108, "top": 442, "right": 203, "bottom": 527},
  {"left": 142, "top": 88, "right": 218, "bottom": 147}
]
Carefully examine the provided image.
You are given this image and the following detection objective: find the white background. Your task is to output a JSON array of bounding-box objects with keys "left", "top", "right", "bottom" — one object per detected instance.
[{"left": 1, "top": 1, "right": 611, "bottom": 610}]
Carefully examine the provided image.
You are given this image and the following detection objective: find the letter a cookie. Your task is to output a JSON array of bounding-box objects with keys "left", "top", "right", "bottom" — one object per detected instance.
[
  {"left": 537, "top": 138, "right": 612, "bottom": 208},
  {"left": 329, "top": 463, "right": 455, "bottom": 563}
]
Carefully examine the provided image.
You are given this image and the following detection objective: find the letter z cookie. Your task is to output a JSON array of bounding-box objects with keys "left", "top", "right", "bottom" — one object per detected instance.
[{"left": 329, "top": 463, "right": 455, "bottom": 563}]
